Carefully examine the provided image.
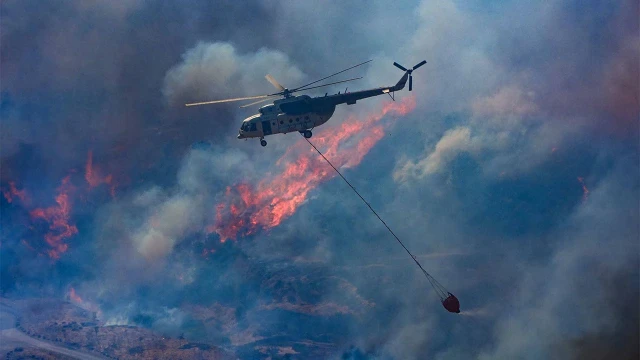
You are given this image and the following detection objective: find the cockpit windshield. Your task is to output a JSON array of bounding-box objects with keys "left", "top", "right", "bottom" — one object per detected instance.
[{"left": 241, "top": 122, "right": 256, "bottom": 132}]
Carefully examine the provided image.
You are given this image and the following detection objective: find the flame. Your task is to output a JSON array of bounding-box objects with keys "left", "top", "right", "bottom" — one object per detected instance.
[
  {"left": 2, "top": 181, "right": 29, "bottom": 204},
  {"left": 85, "top": 150, "right": 116, "bottom": 196},
  {"left": 30, "top": 176, "right": 78, "bottom": 259},
  {"left": 69, "top": 287, "right": 83, "bottom": 303},
  {"left": 68, "top": 287, "right": 101, "bottom": 318},
  {"left": 209, "top": 97, "right": 416, "bottom": 241},
  {"left": 6, "top": 153, "right": 115, "bottom": 260},
  {"left": 577, "top": 177, "right": 589, "bottom": 202}
]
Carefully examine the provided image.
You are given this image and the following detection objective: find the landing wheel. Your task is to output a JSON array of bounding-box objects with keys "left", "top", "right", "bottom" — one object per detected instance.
[
  {"left": 303, "top": 130, "right": 312, "bottom": 139},
  {"left": 260, "top": 139, "right": 267, "bottom": 147}
]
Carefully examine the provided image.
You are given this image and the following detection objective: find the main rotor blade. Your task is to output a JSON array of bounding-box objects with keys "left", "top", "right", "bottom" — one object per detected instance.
[
  {"left": 185, "top": 94, "right": 270, "bottom": 107},
  {"left": 292, "top": 59, "right": 372, "bottom": 92},
  {"left": 265, "top": 74, "right": 285, "bottom": 91},
  {"left": 292, "top": 76, "right": 362, "bottom": 93},
  {"left": 393, "top": 62, "right": 408, "bottom": 71},
  {"left": 239, "top": 97, "right": 274, "bottom": 108},
  {"left": 413, "top": 60, "right": 427, "bottom": 70}
]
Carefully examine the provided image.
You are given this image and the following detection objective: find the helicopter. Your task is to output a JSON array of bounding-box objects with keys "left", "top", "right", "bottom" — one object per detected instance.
[{"left": 185, "top": 59, "right": 426, "bottom": 147}]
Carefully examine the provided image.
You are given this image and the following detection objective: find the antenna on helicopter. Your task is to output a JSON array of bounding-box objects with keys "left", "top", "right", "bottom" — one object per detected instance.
[{"left": 393, "top": 60, "right": 426, "bottom": 91}]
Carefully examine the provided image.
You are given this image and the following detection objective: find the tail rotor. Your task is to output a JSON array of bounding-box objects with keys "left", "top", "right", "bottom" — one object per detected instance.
[{"left": 393, "top": 60, "right": 427, "bottom": 91}]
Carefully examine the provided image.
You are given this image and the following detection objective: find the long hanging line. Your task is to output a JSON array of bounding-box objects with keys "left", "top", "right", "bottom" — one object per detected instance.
[{"left": 302, "top": 135, "right": 451, "bottom": 301}]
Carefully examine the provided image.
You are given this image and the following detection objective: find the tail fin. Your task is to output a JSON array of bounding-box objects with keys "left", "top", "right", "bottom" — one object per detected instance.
[{"left": 392, "top": 72, "right": 409, "bottom": 92}]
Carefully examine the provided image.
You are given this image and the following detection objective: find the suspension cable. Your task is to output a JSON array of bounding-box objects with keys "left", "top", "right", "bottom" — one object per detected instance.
[{"left": 303, "top": 135, "right": 450, "bottom": 300}]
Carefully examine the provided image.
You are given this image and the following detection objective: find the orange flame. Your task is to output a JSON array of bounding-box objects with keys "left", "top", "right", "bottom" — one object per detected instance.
[
  {"left": 577, "top": 177, "right": 589, "bottom": 202},
  {"left": 30, "top": 176, "right": 78, "bottom": 259},
  {"left": 68, "top": 287, "right": 101, "bottom": 317},
  {"left": 209, "top": 97, "right": 416, "bottom": 241},
  {"left": 2, "top": 181, "right": 29, "bottom": 204},
  {"left": 85, "top": 150, "right": 116, "bottom": 196},
  {"left": 69, "top": 287, "right": 83, "bottom": 303}
]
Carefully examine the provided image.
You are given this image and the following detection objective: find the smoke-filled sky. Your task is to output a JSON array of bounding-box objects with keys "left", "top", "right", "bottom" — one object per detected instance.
[{"left": 1, "top": 0, "right": 638, "bottom": 359}]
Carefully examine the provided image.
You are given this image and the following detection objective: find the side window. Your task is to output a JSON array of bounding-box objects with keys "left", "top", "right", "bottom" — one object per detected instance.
[{"left": 250, "top": 123, "right": 257, "bottom": 131}]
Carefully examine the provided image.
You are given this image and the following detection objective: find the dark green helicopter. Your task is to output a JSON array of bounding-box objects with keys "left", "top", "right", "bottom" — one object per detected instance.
[{"left": 186, "top": 59, "right": 426, "bottom": 147}]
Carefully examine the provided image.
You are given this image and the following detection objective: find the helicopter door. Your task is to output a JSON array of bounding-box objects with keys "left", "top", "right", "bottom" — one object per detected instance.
[{"left": 261, "top": 120, "right": 272, "bottom": 135}]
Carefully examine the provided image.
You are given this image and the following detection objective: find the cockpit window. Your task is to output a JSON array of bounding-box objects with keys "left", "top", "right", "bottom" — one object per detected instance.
[
  {"left": 250, "top": 123, "right": 257, "bottom": 132},
  {"left": 260, "top": 105, "right": 274, "bottom": 114}
]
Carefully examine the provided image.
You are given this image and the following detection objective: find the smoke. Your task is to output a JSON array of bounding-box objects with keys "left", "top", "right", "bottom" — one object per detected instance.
[
  {"left": 117, "top": 97, "right": 415, "bottom": 261},
  {"left": 557, "top": 268, "right": 639, "bottom": 360},
  {"left": 394, "top": 127, "right": 473, "bottom": 180},
  {"left": 97, "top": 147, "right": 233, "bottom": 261},
  {"left": 476, "top": 157, "right": 639, "bottom": 360},
  {"left": 471, "top": 86, "right": 538, "bottom": 118},
  {"left": 398, "top": 0, "right": 638, "bottom": 179},
  {"left": 1, "top": 0, "right": 637, "bottom": 358},
  {"left": 163, "top": 42, "right": 306, "bottom": 106},
  {"left": 133, "top": 193, "right": 204, "bottom": 260}
]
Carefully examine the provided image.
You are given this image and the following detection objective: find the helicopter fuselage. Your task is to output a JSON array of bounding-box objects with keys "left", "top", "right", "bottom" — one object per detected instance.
[
  {"left": 237, "top": 71, "right": 409, "bottom": 143},
  {"left": 238, "top": 95, "right": 335, "bottom": 139},
  {"left": 185, "top": 59, "right": 425, "bottom": 146}
]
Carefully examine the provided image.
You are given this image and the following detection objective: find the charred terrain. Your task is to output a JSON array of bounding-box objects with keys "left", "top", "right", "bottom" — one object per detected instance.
[{"left": 1, "top": 298, "right": 234, "bottom": 359}]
